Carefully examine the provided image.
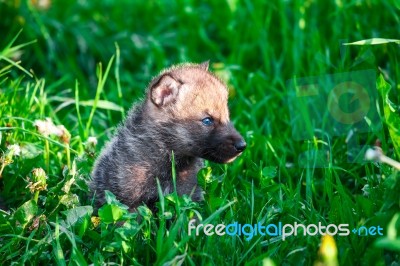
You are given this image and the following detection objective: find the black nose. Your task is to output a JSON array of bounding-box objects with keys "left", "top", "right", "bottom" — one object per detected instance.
[{"left": 233, "top": 139, "right": 247, "bottom": 152}]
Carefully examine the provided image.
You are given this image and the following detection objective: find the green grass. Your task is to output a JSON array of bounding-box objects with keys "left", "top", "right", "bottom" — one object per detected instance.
[{"left": 1, "top": 0, "right": 400, "bottom": 265}]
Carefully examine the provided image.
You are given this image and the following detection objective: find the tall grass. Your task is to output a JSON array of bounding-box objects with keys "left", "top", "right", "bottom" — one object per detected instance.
[{"left": 1, "top": 0, "right": 400, "bottom": 265}]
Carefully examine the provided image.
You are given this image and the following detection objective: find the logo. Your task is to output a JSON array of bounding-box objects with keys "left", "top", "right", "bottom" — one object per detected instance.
[
  {"left": 188, "top": 220, "right": 384, "bottom": 241},
  {"left": 287, "top": 69, "right": 380, "bottom": 167},
  {"left": 327, "top": 81, "right": 371, "bottom": 125}
]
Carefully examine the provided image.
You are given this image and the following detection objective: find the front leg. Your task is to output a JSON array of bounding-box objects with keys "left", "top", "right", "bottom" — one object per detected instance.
[{"left": 176, "top": 159, "right": 204, "bottom": 201}]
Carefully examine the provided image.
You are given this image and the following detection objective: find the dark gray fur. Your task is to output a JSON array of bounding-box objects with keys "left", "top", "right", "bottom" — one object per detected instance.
[
  {"left": 91, "top": 107, "right": 204, "bottom": 210},
  {"left": 90, "top": 63, "right": 246, "bottom": 211}
]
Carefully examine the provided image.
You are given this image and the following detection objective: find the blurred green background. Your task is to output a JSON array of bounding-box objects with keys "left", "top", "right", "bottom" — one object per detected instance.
[{"left": 2, "top": 0, "right": 400, "bottom": 138}]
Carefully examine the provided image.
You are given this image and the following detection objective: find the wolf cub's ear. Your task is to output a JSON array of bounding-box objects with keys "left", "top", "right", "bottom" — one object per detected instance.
[
  {"left": 150, "top": 74, "right": 181, "bottom": 107},
  {"left": 199, "top": 60, "right": 209, "bottom": 71}
]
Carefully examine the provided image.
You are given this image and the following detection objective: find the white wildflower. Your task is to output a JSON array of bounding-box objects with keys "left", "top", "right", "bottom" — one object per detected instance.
[
  {"left": 34, "top": 118, "right": 63, "bottom": 137},
  {"left": 365, "top": 148, "right": 381, "bottom": 161},
  {"left": 7, "top": 144, "right": 21, "bottom": 157},
  {"left": 34, "top": 118, "right": 70, "bottom": 144},
  {"left": 87, "top": 136, "right": 98, "bottom": 146}
]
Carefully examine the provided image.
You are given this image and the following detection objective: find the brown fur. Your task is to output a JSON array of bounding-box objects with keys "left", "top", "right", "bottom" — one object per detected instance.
[{"left": 90, "top": 62, "right": 246, "bottom": 211}]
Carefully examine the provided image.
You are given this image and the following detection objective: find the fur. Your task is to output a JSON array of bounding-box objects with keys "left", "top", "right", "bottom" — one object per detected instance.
[{"left": 90, "top": 62, "right": 246, "bottom": 211}]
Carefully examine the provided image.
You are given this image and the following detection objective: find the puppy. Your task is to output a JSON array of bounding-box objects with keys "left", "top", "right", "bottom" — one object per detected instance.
[{"left": 90, "top": 62, "right": 246, "bottom": 211}]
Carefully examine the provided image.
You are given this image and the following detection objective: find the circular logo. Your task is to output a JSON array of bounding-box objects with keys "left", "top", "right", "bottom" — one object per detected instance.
[{"left": 327, "top": 81, "right": 370, "bottom": 125}]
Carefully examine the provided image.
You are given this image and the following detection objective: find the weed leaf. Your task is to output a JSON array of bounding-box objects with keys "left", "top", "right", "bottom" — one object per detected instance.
[
  {"left": 377, "top": 74, "right": 400, "bottom": 158},
  {"left": 343, "top": 38, "right": 400, "bottom": 45}
]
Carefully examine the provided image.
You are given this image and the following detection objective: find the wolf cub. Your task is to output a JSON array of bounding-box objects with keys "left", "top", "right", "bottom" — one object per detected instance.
[{"left": 91, "top": 62, "right": 246, "bottom": 211}]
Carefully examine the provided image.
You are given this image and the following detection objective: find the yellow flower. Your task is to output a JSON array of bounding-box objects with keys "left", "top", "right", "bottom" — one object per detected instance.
[
  {"left": 316, "top": 235, "right": 338, "bottom": 266},
  {"left": 91, "top": 216, "right": 101, "bottom": 228}
]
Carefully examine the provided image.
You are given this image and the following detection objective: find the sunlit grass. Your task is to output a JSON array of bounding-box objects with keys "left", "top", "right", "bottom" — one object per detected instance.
[{"left": 1, "top": 0, "right": 400, "bottom": 265}]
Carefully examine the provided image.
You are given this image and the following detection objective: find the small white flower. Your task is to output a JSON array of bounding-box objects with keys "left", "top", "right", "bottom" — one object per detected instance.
[
  {"left": 34, "top": 118, "right": 62, "bottom": 137},
  {"left": 34, "top": 118, "right": 70, "bottom": 143},
  {"left": 87, "top": 136, "right": 98, "bottom": 146},
  {"left": 7, "top": 144, "right": 21, "bottom": 157},
  {"left": 365, "top": 148, "right": 381, "bottom": 161}
]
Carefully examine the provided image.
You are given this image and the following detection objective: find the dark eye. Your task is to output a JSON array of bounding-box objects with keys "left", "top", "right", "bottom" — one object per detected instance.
[{"left": 201, "top": 117, "right": 214, "bottom": 126}]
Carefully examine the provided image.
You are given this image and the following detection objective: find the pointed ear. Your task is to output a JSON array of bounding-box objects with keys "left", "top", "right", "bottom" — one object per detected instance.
[
  {"left": 150, "top": 74, "right": 181, "bottom": 107},
  {"left": 199, "top": 60, "right": 210, "bottom": 71}
]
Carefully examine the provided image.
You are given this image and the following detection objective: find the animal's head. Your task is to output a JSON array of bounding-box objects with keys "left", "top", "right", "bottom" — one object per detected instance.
[{"left": 145, "top": 62, "right": 246, "bottom": 163}]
